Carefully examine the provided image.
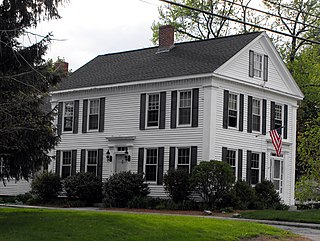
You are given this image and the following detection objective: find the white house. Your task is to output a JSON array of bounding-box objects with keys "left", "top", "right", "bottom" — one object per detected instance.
[{"left": 1, "top": 26, "right": 303, "bottom": 205}]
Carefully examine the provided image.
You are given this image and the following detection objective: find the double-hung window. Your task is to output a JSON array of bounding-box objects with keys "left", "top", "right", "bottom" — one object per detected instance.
[
  {"left": 63, "top": 102, "right": 74, "bottom": 132},
  {"left": 252, "top": 98, "right": 261, "bottom": 132},
  {"left": 62, "top": 151, "right": 72, "bottom": 178},
  {"left": 178, "top": 90, "right": 192, "bottom": 125},
  {"left": 253, "top": 52, "right": 263, "bottom": 78},
  {"left": 226, "top": 149, "right": 237, "bottom": 177},
  {"left": 87, "top": 150, "right": 98, "bottom": 175},
  {"left": 177, "top": 148, "right": 190, "bottom": 173},
  {"left": 228, "top": 93, "right": 238, "bottom": 128},
  {"left": 251, "top": 152, "right": 260, "bottom": 185},
  {"left": 88, "top": 99, "right": 100, "bottom": 130},
  {"left": 145, "top": 148, "right": 158, "bottom": 182},
  {"left": 147, "top": 94, "right": 159, "bottom": 127},
  {"left": 275, "top": 104, "right": 283, "bottom": 130}
]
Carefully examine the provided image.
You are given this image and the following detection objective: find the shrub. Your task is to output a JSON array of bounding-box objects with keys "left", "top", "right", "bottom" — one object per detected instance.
[
  {"left": 232, "top": 180, "right": 256, "bottom": 210},
  {"left": 191, "top": 160, "right": 235, "bottom": 209},
  {"left": 16, "top": 192, "right": 33, "bottom": 204},
  {"left": 163, "top": 169, "right": 193, "bottom": 203},
  {"left": 31, "top": 171, "right": 62, "bottom": 202},
  {"left": 254, "top": 180, "right": 281, "bottom": 209},
  {"left": 64, "top": 172, "right": 102, "bottom": 204},
  {"left": 103, "top": 171, "right": 149, "bottom": 207}
]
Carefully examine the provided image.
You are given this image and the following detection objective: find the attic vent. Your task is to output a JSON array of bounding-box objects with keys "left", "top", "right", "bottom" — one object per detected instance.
[{"left": 157, "top": 25, "right": 175, "bottom": 54}]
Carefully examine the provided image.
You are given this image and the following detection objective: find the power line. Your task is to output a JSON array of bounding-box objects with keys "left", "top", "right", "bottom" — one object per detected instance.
[
  {"left": 221, "top": 0, "right": 320, "bottom": 31},
  {"left": 158, "top": 0, "right": 320, "bottom": 45}
]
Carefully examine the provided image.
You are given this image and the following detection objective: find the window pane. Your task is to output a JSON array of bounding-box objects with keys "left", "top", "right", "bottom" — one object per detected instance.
[
  {"left": 145, "top": 166, "right": 157, "bottom": 181},
  {"left": 146, "top": 149, "right": 157, "bottom": 182},
  {"left": 275, "top": 104, "right": 282, "bottom": 129},
  {"left": 252, "top": 115, "right": 261, "bottom": 132},
  {"left": 254, "top": 53, "right": 262, "bottom": 78},
  {"left": 146, "top": 149, "right": 157, "bottom": 164},
  {"left": 87, "top": 166, "right": 97, "bottom": 175},
  {"left": 179, "top": 91, "right": 191, "bottom": 125},
  {"left": 251, "top": 153, "right": 260, "bottom": 185},
  {"left": 62, "top": 152, "right": 72, "bottom": 165},
  {"left": 64, "top": 102, "right": 74, "bottom": 131},
  {"left": 88, "top": 151, "right": 97, "bottom": 164},
  {"left": 62, "top": 166, "right": 71, "bottom": 178},
  {"left": 226, "top": 150, "right": 236, "bottom": 177},
  {"left": 178, "top": 148, "right": 190, "bottom": 165},
  {"left": 147, "top": 110, "right": 159, "bottom": 127},
  {"left": 89, "top": 115, "right": 99, "bottom": 130},
  {"left": 90, "top": 99, "right": 99, "bottom": 114},
  {"left": 228, "top": 94, "right": 237, "bottom": 127},
  {"left": 179, "top": 108, "right": 191, "bottom": 125}
]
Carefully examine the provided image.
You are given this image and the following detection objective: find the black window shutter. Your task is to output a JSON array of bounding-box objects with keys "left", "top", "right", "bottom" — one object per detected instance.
[
  {"left": 73, "top": 100, "right": 79, "bottom": 134},
  {"left": 284, "top": 104, "right": 288, "bottom": 139},
  {"left": 246, "top": 150, "right": 252, "bottom": 185},
  {"left": 247, "top": 96, "right": 253, "bottom": 133},
  {"left": 249, "top": 50, "right": 254, "bottom": 77},
  {"left": 157, "top": 147, "right": 164, "bottom": 185},
  {"left": 223, "top": 90, "right": 229, "bottom": 129},
  {"left": 270, "top": 101, "right": 275, "bottom": 130},
  {"left": 239, "top": 94, "right": 244, "bottom": 131},
  {"left": 138, "top": 148, "right": 144, "bottom": 174},
  {"left": 190, "top": 146, "right": 197, "bottom": 172},
  {"left": 159, "top": 92, "right": 166, "bottom": 129},
  {"left": 261, "top": 152, "right": 266, "bottom": 181},
  {"left": 171, "top": 91, "right": 177, "bottom": 129},
  {"left": 55, "top": 150, "right": 61, "bottom": 175},
  {"left": 263, "top": 55, "right": 268, "bottom": 81},
  {"left": 80, "top": 149, "right": 86, "bottom": 172},
  {"left": 169, "top": 147, "right": 176, "bottom": 171},
  {"left": 238, "top": 149, "right": 243, "bottom": 180},
  {"left": 97, "top": 149, "right": 103, "bottom": 179},
  {"left": 222, "top": 147, "right": 228, "bottom": 162},
  {"left": 99, "top": 98, "right": 105, "bottom": 132},
  {"left": 262, "top": 99, "right": 267, "bottom": 135},
  {"left": 140, "top": 94, "right": 146, "bottom": 130},
  {"left": 82, "top": 100, "right": 88, "bottom": 133},
  {"left": 57, "top": 102, "right": 63, "bottom": 135},
  {"left": 192, "top": 88, "right": 199, "bottom": 127},
  {"left": 71, "top": 150, "right": 77, "bottom": 175}
]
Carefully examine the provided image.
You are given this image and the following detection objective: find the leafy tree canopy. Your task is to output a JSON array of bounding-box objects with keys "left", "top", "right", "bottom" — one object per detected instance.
[{"left": 0, "top": 0, "right": 66, "bottom": 181}]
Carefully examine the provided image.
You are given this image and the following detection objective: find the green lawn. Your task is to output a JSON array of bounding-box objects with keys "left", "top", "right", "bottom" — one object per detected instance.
[
  {"left": 0, "top": 207, "right": 293, "bottom": 241},
  {"left": 241, "top": 209, "right": 320, "bottom": 224}
]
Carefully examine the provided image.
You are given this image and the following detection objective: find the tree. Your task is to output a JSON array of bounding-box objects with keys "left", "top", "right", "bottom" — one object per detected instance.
[{"left": 0, "top": 0, "right": 65, "bottom": 181}]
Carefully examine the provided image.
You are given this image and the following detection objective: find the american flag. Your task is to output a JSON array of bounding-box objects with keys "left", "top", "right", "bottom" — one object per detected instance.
[{"left": 269, "top": 127, "right": 283, "bottom": 157}]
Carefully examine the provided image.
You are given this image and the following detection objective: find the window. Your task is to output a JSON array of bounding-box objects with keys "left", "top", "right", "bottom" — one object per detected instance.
[
  {"left": 88, "top": 99, "right": 99, "bottom": 130},
  {"left": 228, "top": 93, "right": 238, "bottom": 128},
  {"left": 275, "top": 104, "right": 282, "bottom": 130},
  {"left": 178, "top": 90, "right": 192, "bottom": 125},
  {"left": 62, "top": 151, "right": 72, "bottom": 178},
  {"left": 87, "top": 150, "right": 98, "bottom": 175},
  {"left": 63, "top": 102, "right": 74, "bottom": 132},
  {"left": 252, "top": 99, "right": 261, "bottom": 132},
  {"left": 177, "top": 148, "right": 190, "bottom": 173},
  {"left": 253, "top": 52, "right": 262, "bottom": 78},
  {"left": 147, "top": 94, "right": 159, "bottom": 127},
  {"left": 251, "top": 152, "right": 260, "bottom": 185},
  {"left": 226, "top": 149, "right": 237, "bottom": 177},
  {"left": 145, "top": 149, "right": 158, "bottom": 182}
]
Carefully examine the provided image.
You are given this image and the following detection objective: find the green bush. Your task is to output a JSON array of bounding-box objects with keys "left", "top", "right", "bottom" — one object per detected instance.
[
  {"left": 254, "top": 180, "right": 281, "bottom": 209},
  {"left": 163, "top": 169, "right": 193, "bottom": 203},
  {"left": 191, "top": 160, "right": 235, "bottom": 209},
  {"left": 64, "top": 172, "right": 102, "bottom": 205},
  {"left": 31, "top": 171, "right": 62, "bottom": 202},
  {"left": 103, "top": 171, "right": 149, "bottom": 208},
  {"left": 16, "top": 192, "right": 33, "bottom": 204},
  {"left": 232, "top": 180, "right": 256, "bottom": 210}
]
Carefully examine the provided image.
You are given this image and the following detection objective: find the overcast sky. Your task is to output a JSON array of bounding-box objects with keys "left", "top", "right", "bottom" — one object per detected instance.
[{"left": 30, "top": 0, "right": 160, "bottom": 71}]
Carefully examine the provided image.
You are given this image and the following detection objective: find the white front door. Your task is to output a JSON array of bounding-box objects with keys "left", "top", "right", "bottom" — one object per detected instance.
[
  {"left": 115, "top": 154, "right": 127, "bottom": 173},
  {"left": 271, "top": 157, "right": 284, "bottom": 194}
]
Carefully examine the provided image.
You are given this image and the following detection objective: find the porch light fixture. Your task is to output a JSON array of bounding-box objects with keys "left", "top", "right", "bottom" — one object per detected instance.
[
  {"left": 106, "top": 150, "right": 112, "bottom": 162},
  {"left": 124, "top": 148, "right": 131, "bottom": 162}
]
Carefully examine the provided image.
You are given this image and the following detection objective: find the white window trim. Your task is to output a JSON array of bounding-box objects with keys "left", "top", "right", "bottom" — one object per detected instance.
[
  {"left": 62, "top": 101, "right": 74, "bottom": 133},
  {"left": 177, "top": 89, "right": 192, "bottom": 127},
  {"left": 252, "top": 98, "right": 262, "bottom": 133},
  {"left": 226, "top": 148, "right": 238, "bottom": 180},
  {"left": 228, "top": 92, "right": 239, "bottom": 129},
  {"left": 146, "top": 93, "right": 160, "bottom": 129},
  {"left": 253, "top": 52, "right": 263, "bottom": 78},
  {"left": 251, "top": 152, "right": 261, "bottom": 185},
  {"left": 61, "top": 150, "right": 72, "bottom": 178},
  {"left": 144, "top": 148, "right": 158, "bottom": 184},
  {"left": 176, "top": 147, "right": 191, "bottom": 173},
  {"left": 86, "top": 149, "right": 98, "bottom": 175},
  {"left": 87, "top": 99, "right": 100, "bottom": 132}
]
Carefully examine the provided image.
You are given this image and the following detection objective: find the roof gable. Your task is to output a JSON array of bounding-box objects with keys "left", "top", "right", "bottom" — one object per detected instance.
[{"left": 54, "top": 32, "right": 261, "bottom": 91}]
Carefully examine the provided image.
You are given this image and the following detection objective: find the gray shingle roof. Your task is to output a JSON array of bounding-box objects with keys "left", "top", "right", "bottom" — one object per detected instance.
[{"left": 55, "top": 32, "right": 261, "bottom": 91}]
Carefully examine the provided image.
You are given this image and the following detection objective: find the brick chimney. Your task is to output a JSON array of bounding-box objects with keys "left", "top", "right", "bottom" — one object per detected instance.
[
  {"left": 158, "top": 25, "right": 175, "bottom": 53},
  {"left": 54, "top": 61, "right": 69, "bottom": 77}
]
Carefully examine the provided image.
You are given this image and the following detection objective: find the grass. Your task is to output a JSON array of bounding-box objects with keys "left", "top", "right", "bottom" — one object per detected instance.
[
  {"left": 241, "top": 209, "right": 320, "bottom": 224},
  {"left": 0, "top": 207, "right": 294, "bottom": 241}
]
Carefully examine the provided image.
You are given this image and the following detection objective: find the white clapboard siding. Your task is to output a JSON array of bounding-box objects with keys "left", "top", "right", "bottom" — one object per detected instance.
[{"left": 0, "top": 180, "right": 31, "bottom": 196}]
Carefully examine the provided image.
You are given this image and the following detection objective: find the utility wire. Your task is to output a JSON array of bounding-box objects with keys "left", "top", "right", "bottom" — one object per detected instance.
[
  {"left": 221, "top": 0, "right": 320, "bottom": 31},
  {"left": 158, "top": 0, "right": 320, "bottom": 45}
]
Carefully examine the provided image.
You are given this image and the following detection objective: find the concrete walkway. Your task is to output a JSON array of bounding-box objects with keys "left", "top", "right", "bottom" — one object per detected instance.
[{"left": 1, "top": 204, "right": 320, "bottom": 240}]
